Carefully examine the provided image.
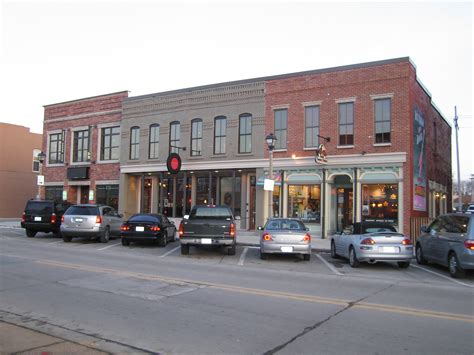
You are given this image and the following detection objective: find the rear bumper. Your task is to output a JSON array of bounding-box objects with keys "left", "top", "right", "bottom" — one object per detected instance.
[
  {"left": 357, "top": 248, "right": 413, "bottom": 262},
  {"left": 260, "top": 243, "right": 311, "bottom": 254},
  {"left": 60, "top": 226, "right": 103, "bottom": 238},
  {"left": 121, "top": 232, "right": 163, "bottom": 242},
  {"left": 21, "top": 222, "right": 59, "bottom": 232},
  {"left": 459, "top": 250, "right": 474, "bottom": 270},
  {"left": 180, "top": 237, "right": 235, "bottom": 246}
]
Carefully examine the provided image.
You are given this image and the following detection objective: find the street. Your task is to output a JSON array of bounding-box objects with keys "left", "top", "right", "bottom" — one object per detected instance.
[{"left": 1, "top": 226, "right": 473, "bottom": 354}]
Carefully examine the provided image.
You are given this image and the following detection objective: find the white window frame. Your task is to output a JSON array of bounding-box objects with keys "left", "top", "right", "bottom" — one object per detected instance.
[
  {"left": 70, "top": 125, "right": 91, "bottom": 166},
  {"left": 97, "top": 122, "right": 121, "bottom": 164},
  {"left": 46, "top": 129, "right": 65, "bottom": 167}
]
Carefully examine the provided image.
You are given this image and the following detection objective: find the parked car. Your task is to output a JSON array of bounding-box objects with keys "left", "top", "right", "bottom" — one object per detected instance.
[
  {"left": 416, "top": 213, "right": 474, "bottom": 278},
  {"left": 21, "top": 199, "right": 71, "bottom": 238},
  {"left": 60, "top": 204, "right": 123, "bottom": 243},
  {"left": 258, "top": 218, "right": 311, "bottom": 260},
  {"left": 120, "top": 213, "right": 176, "bottom": 247},
  {"left": 330, "top": 222, "right": 413, "bottom": 268},
  {"left": 178, "top": 205, "right": 237, "bottom": 255},
  {"left": 466, "top": 204, "right": 474, "bottom": 214}
]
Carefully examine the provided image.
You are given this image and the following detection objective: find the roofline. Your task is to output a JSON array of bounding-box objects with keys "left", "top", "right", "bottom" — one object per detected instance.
[
  {"left": 415, "top": 77, "right": 450, "bottom": 127},
  {"left": 126, "top": 57, "right": 411, "bottom": 102},
  {"left": 44, "top": 90, "right": 129, "bottom": 108}
]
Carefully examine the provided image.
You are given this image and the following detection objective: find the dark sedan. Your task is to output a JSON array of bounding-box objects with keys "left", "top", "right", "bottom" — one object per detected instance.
[{"left": 120, "top": 213, "right": 176, "bottom": 247}]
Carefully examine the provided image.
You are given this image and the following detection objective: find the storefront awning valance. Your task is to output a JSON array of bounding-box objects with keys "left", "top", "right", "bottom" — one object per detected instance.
[
  {"left": 359, "top": 172, "right": 399, "bottom": 183},
  {"left": 286, "top": 173, "right": 322, "bottom": 184}
]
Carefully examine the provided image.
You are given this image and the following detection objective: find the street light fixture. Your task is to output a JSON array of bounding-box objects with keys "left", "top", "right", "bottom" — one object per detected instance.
[
  {"left": 36, "top": 151, "right": 46, "bottom": 199},
  {"left": 265, "top": 133, "right": 277, "bottom": 219}
]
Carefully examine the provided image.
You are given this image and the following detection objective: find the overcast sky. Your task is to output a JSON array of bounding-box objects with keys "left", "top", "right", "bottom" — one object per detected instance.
[{"left": 0, "top": 0, "right": 472, "bottom": 179}]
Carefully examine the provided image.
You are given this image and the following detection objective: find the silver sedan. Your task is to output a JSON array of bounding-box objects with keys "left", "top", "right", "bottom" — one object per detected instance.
[
  {"left": 330, "top": 222, "right": 413, "bottom": 268},
  {"left": 259, "top": 218, "right": 312, "bottom": 261}
]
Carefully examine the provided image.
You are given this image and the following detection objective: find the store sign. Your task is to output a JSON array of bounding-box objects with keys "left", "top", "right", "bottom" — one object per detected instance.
[
  {"left": 166, "top": 153, "right": 182, "bottom": 174},
  {"left": 37, "top": 175, "right": 44, "bottom": 186},
  {"left": 263, "top": 179, "right": 275, "bottom": 191},
  {"left": 315, "top": 144, "right": 327, "bottom": 164},
  {"left": 413, "top": 109, "right": 427, "bottom": 211}
]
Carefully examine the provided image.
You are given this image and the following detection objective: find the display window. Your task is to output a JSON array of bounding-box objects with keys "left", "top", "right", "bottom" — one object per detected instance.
[
  {"left": 287, "top": 185, "right": 321, "bottom": 224},
  {"left": 362, "top": 184, "right": 398, "bottom": 223}
]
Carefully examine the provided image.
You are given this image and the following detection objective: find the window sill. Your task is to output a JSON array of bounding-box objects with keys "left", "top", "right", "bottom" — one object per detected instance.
[
  {"left": 211, "top": 154, "right": 228, "bottom": 158},
  {"left": 336, "top": 145, "right": 355, "bottom": 149},
  {"left": 303, "top": 147, "right": 318, "bottom": 151},
  {"left": 373, "top": 143, "right": 392, "bottom": 147},
  {"left": 97, "top": 160, "right": 120, "bottom": 164},
  {"left": 237, "top": 152, "right": 253, "bottom": 156},
  {"left": 70, "top": 162, "right": 91, "bottom": 166},
  {"left": 273, "top": 149, "right": 287, "bottom": 153},
  {"left": 46, "top": 163, "right": 65, "bottom": 167},
  {"left": 189, "top": 156, "right": 204, "bottom": 160}
]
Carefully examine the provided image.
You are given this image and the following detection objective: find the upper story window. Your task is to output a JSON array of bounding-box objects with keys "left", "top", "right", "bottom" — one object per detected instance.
[
  {"left": 100, "top": 126, "right": 120, "bottom": 161},
  {"left": 48, "top": 132, "right": 64, "bottom": 164},
  {"left": 191, "top": 119, "right": 203, "bottom": 156},
  {"left": 338, "top": 102, "right": 354, "bottom": 146},
  {"left": 374, "top": 98, "right": 391, "bottom": 143},
  {"left": 239, "top": 114, "right": 252, "bottom": 154},
  {"left": 130, "top": 126, "right": 140, "bottom": 160},
  {"left": 32, "top": 149, "right": 41, "bottom": 172},
  {"left": 169, "top": 121, "right": 180, "bottom": 154},
  {"left": 214, "top": 116, "right": 227, "bottom": 155},
  {"left": 274, "top": 109, "right": 287, "bottom": 150},
  {"left": 304, "top": 106, "right": 320, "bottom": 148},
  {"left": 149, "top": 124, "right": 160, "bottom": 159},
  {"left": 73, "top": 129, "right": 90, "bottom": 163}
]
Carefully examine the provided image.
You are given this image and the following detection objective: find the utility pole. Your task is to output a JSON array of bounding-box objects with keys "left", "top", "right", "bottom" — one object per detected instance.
[{"left": 454, "top": 106, "right": 462, "bottom": 212}]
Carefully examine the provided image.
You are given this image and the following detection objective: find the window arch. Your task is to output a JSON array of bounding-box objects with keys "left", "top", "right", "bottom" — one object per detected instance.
[
  {"left": 238, "top": 113, "right": 252, "bottom": 153},
  {"left": 149, "top": 124, "right": 160, "bottom": 159},
  {"left": 191, "top": 118, "right": 203, "bottom": 156},
  {"left": 130, "top": 126, "right": 140, "bottom": 160}
]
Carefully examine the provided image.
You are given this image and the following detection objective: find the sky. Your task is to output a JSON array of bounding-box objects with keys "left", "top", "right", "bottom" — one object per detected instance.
[{"left": 0, "top": 0, "right": 472, "bottom": 179}]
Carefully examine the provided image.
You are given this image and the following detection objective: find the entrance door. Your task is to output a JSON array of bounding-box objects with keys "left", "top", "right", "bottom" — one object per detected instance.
[
  {"left": 336, "top": 188, "right": 353, "bottom": 232},
  {"left": 249, "top": 176, "right": 256, "bottom": 230},
  {"left": 80, "top": 186, "right": 90, "bottom": 204}
]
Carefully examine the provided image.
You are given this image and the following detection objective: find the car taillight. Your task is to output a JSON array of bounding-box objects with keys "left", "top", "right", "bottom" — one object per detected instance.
[
  {"left": 401, "top": 238, "right": 412, "bottom": 245},
  {"left": 50, "top": 213, "right": 57, "bottom": 224},
  {"left": 120, "top": 224, "right": 130, "bottom": 231},
  {"left": 61, "top": 216, "right": 65, "bottom": 223},
  {"left": 21, "top": 212, "right": 26, "bottom": 223},
  {"left": 230, "top": 223, "right": 235, "bottom": 237},
  {"left": 464, "top": 240, "right": 474, "bottom": 250},
  {"left": 361, "top": 238, "right": 376, "bottom": 245},
  {"left": 262, "top": 233, "right": 273, "bottom": 241},
  {"left": 150, "top": 225, "right": 161, "bottom": 232},
  {"left": 303, "top": 233, "right": 311, "bottom": 242},
  {"left": 95, "top": 215, "right": 102, "bottom": 225},
  {"left": 178, "top": 222, "right": 184, "bottom": 237}
]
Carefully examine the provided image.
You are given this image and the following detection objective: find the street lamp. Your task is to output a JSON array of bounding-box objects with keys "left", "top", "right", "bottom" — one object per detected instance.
[
  {"left": 36, "top": 151, "right": 46, "bottom": 199},
  {"left": 265, "top": 133, "right": 277, "bottom": 219}
]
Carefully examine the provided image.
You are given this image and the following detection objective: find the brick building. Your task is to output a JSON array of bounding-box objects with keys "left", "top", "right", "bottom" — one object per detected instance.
[{"left": 41, "top": 91, "right": 128, "bottom": 208}]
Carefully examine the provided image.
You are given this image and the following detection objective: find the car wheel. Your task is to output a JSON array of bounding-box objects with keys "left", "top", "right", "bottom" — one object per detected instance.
[
  {"left": 330, "top": 241, "right": 338, "bottom": 258},
  {"left": 26, "top": 229, "right": 37, "bottom": 238},
  {"left": 63, "top": 235, "right": 72, "bottom": 242},
  {"left": 398, "top": 261, "right": 410, "bottom": 268},
  {"left": 53, "top": 231, "right": 62, "bottom": 238},
  {"left": 260, "top": 252, "right": 267, "bottom": 260},
  {"left": 415, "top": 244, "right": 428, "bottom": 265},
  {"left": 303, "top": 253, "right": 311, "bottom": 261},
  {"left": 121, "top": 238, "right": 130, "bottom": 246},
  {"left": 181, "top": 244, "right": 190, "bottom": 255},
  {"left": 227, "top": 244, "right": 236, "bottom": 255},
  {"left": 349, "top": 246, "right": 360, "bottom": 268},
  {"left": 100, "top": 227, "right": 110, "bottom": 243},
  {"left": 448, "top": 252, "right": 466, "bottom": 278},
  {"left": 158, "top": 232, "right": 168, "bottom": 247}
]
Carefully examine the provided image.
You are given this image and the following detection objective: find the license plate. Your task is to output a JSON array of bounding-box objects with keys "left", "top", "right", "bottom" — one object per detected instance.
[
  {"left": 135, "top": 226, "right": 144, "bottom": 232},
  {"left": 34, "top": 217, "right": 42, "bottom": 222},
  {"left": 381, "top": 246, "right": 397, "bottom": 253},
  {"left": 281, "top": 246, "right": 293, "bottom": 253},
  {"left": 201, "top": 238, "right": 212, "bottom": 244},
  {"left": 75, "top": 218, "right": 83, "bottom": 223}
]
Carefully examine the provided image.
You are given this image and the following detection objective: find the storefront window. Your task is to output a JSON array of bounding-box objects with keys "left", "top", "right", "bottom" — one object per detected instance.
[
  {"left": 96, "top": 185, "right": 119, "bottom": 210},
  {"left": 220, "top": 176, "right": 242, "bottom": 217},
  {"left": 45, "top": 186, "right": 63, "bottom": 201},
  {"left": 362, "top": 184, "right": 398, "bottom": 223},
  {"left": 288, "top": 185, "right": 321, "bottom": 223}
]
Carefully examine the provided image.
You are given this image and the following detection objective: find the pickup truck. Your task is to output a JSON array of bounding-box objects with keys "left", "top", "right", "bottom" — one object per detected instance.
[{"left": 178, "top": 205, "right": 237, "bottom": 255}]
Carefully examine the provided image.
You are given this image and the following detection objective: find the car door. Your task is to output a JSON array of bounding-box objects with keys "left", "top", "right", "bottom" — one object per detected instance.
[
  {"left": 424, "top": 217, "right": 444, "bottom": 262},
  {"left": 101, "top": 207, "right": 113, "bottom": 232},
  {"left": 162, "top": 216, "right": 175, "bottom": 239},
  {"left": 440, "top": 214, "right": 469, "bottom": 266},
  {"left": 109, "top": 208, "right": 122, "bottom": 235}
]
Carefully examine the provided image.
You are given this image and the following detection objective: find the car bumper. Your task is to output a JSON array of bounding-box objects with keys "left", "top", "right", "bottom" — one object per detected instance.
[
  {"left": 61, "top": 226, "right": 103, "bottom": 238},
  {"left": 459, "top": 250, "right": 474, "bottom": 270},
  {"left": 357, "top": 247, "right": 413, "bottom": 262},
  {"left": 180, "top": 237, "right": 235, "bottom": 246},
  {"left": 260, "top": 243, "right": 311, "bottom": 255},
  {"left": 21, "top": 222, "right": 59, "bottom": 232},
  {"left": 121, "top": 231, "right": 163, "bottom": 242}
]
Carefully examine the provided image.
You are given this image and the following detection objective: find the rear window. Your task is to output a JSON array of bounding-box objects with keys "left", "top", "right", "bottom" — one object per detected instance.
[
  {"left": 25, "top": 201, "right": 53, "bottom": 214},
  {"left": 265, "top": 220, "right": 306, "bottom": 231},
  {"left": 364, "top": 227, "right": 397, "bottom": 233},
  {"left": 65, "top": 206, "right": 100, "bottom": 216},
  {"left": 129, "top": 214, "right": 161, "bottom": 223},
  {"left": 189, "top": 207, "right": 232, "bottom": 220}
]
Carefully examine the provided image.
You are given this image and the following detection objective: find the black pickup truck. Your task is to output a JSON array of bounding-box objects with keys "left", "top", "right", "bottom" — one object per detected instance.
[{"left": 178, "top": 205, "right": 237, "bottom": 255}]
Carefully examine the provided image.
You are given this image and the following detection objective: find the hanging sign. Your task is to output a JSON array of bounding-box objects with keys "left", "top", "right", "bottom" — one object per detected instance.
[
  {"left": 315, "top": 144, "right": 328, "bottom": 164},
  {"left": 166, "top": 153, "right": 182, "bottom": 174}
]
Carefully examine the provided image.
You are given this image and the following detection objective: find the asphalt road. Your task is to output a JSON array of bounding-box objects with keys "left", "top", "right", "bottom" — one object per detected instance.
[{"left": 1, "top": 227, "right": 473, "bottom": 354}]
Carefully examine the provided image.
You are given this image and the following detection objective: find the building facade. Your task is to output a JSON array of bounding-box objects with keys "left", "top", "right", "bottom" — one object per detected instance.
[
  {"left": 41, "top": 91, "right": 128, "bottom": 208},
  {"left": 0, "top": 123, "right": 42, "bottom": 217}
]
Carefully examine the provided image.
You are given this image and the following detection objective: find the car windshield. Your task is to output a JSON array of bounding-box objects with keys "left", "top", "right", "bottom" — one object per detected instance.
[
  {"left": 189, "top": 207, "right": 232, "bottom": 220},
  {"left": 266, "top": 220, "right": 305, "bottom": 231},
  {"left": 26, "top": 201, "right": 53, "bottom": 214},
  {"left": 129, "top": 214, "right": 161, "bottom": 223},
  {"left": 65, "top": 206, "right": 100, "bottom": 216}
]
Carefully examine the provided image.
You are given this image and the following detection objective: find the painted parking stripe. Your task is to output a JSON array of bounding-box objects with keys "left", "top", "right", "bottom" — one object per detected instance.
[
  {"left": 48, "top": 240, "right": 63, "bottom": 245},
  {"left": 411, "top": 264, "right": 474, "bottom": 288},
  {"left": 238, "top": 247, "right": 249, "bottom": 266},
  {"left": 97, "top": 242, "right": 121, "bottom": 251},
  {"left": 315, "top": 253, "right": 343, "bottom": 276},
  {"left": 160, "top": 245, "right": 180, "bottom": 258}
]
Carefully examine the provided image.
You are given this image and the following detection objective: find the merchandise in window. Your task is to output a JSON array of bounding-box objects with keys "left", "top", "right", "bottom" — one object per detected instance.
[{"left": 362, "top": 184, "right": 398, "bottom": 223}]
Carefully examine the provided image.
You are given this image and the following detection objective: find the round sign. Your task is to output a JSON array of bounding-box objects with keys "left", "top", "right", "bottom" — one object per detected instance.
[{"left": 166, "top": 153, "right": 182, "bottom": 174}]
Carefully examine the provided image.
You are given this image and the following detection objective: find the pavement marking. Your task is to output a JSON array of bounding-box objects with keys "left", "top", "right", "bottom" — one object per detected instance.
[
  {"left": 97, "top": 242, "right": 121, "bottom": 251},
  {"left": 160, "top": 245, "right": 180, "bottom": 258},
  {"left": 34, "top": 259, "right": 474, "bottom": 324},
  {"left": 48, "top": 240, "right": 63, "bottom": 245},
  {"left": 315, "top": 253, "right": 343, "bottom": 276},
  {"left": 411, "top": 264, "right": 474, "bottom": 288},
  {"left": 247, "top": 246, "right": 260, "bottom": 249},
  {"left": 238, "top": 246, "right": 249, "bottom": 266}
]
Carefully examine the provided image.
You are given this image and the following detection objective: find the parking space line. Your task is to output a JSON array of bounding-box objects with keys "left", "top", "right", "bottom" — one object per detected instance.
[
  {"left": 97, "top": 242, "right": 121, "bottom": 251},
  {"left": 238, "top": 247, "right": 249, "bottom": 266},
  {"left": 315, "top": 253, "right": 343, "bottom": 276},
  {"left": 48, "top": 240, "right": 63, "bottom": 245},
  {"left": 160, "top": 245, "right": 180, "bottom": 258},
  {"left": 411, "top": 264, "right": 474, "bottom": 288}
]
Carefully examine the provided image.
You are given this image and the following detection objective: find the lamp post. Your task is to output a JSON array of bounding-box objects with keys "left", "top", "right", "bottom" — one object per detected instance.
[
  {"left": 265, "top": 133, "right": 277, "bottom": 219},
  {"left": 36, "top": 151, "right": 46, "bottom": 199}
]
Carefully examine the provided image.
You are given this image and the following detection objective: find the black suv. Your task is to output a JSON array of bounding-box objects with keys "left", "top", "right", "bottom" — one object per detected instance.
[{"left": 21, "top": 199, "right": 71, "bottom": 238}]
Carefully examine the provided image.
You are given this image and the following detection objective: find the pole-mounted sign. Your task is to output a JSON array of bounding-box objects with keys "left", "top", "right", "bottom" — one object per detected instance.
[
  {"left": 166, "top": 153, "right": 182, "bottom": 174},
  {"left": 315, "top": 144, "right": 328, "bottom": 164}
]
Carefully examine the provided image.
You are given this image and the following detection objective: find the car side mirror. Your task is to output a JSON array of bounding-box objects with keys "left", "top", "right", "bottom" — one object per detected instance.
[
  {"left": 257, "top": 226, "right": 263, "bottom": 230},
  {"left": 420, "top": 225, "right": 429, "bottom": 233},
  {"left": 183, "top": 215, "right": 189, "bottom": 220}
]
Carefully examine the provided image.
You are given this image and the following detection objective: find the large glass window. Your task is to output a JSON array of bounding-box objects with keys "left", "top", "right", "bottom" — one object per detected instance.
[
  {"left": 169, "top": 121, "right": 180, "bottom": 154},
  {"left": 274, "top": 109, "right": 287, "bottom": 150},
  {"left": 73, "top": 129, "right": 89, "bottom": 163},
  {"left": 214, "top": 116, "right": 226, "bottom": 155},
  {"left": 239, "top": 114, "right": 252, "bottom": 153},
  {"left": 100, "top": 126, "right": 120, "bottom": 161},
  {"left": 362, "top": 184, "right": 398, "bottom": 223},
  {"left": 287, "top": 185, "right": 321, "bottom": 224},
  {"left": 305, "top": 106, "right": 320, "bottom": 148},
  {"left": 219, "top": 175, "right": 242, "bottom": 218},
  {"left": 130, "top": 126, "right": 140, "bottom": 160},
  {"left": 191, "top": 119, "right": 203, "bottom": 156},
  {"left": 374, "top": 98, "right": 391, "bottom": 143},
  {"left": 45, "top": 186, "right": 63, "bottom": 201},
  {"left": 96, "top": 185, "right": 119, "bottom": 210},
  {"left": 338, "top": 102, "right": 354, "bottom": 146},
  {"left": 149, "top": 124, "right": 160, "bottom": 159},
  {"left": 48, "top": 132, "right": 64, "bottom": 164}
]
